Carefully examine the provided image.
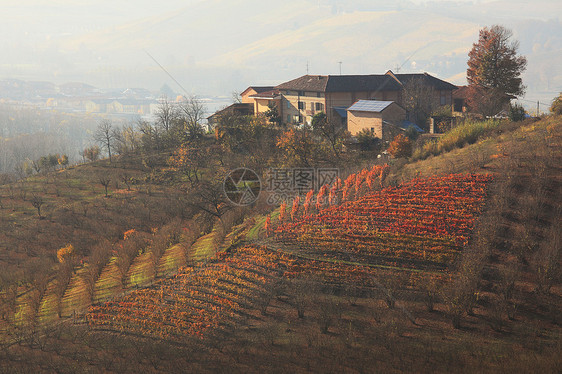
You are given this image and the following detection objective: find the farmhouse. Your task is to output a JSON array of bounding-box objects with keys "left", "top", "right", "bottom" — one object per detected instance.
[
  {"left": 210, "top": 70, "right": 457, "bottom": 134},
  {"left": 346, "top": 100, "right": 407, "bottom": 140},
  {"left": 275, "top": 71, "right": 455, "bottom": 126}
]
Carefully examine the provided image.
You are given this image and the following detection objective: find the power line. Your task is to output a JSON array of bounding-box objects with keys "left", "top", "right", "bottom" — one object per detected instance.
[
  {"left": 397, "top": 46, "right": 424, "bottom": 72},
  {"left": 517, "top": 98, "right": 550, "bottom": 106},
  {"left": 144, "top": 50, "right": 190, "bottom": 97}
]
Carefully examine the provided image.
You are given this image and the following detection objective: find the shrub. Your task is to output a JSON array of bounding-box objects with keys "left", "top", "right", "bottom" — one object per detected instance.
[
  {"left": 413, "top": 119, "right": 500, "bottom": 160},
  {"left": 404, "top": 125, "right": 420, "bottom": 141},
  {"left": 57, "top": 244, "right": 75, "bottom": 264},
  {"left": 509, "top": 103, "right": 526, "bottom": 122},
  {"left": 356, "top": 128, "right": 379, "bottom": 151},
  {"left": 439, "top": 119, "right": 499, "bottom": 151},
  {"left": 387, "top": 134, "right": 412, "bottom": 158},
  {"left": 550, "top": 93, "right": 562, "bottom": 115},
  {"left": 431, "top": 105, "right": 452, "bottom": 118}
]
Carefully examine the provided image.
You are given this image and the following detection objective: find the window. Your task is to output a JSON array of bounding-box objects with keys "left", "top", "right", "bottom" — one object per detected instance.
[
  {"left": 298, "top": 91, "right": 305, "bottom": 96},
  {"left": 315, "top": 102, "right": 324, "bottom": 111},
  {"left": 454, "top": 99, "right": 463, "bottom": 112},
  {"left": 287, "top": 101, "right": 291, "bottom": 109},
  {"left": 298, "top": 101, "right": 305, "bottom": 110},
  {"left": 317, "top": 92, "right": 322, "bottom": 98},
  {"left": 287, "top": 115, "right": 291, "bottom": 123},
  {"left": 440, "top": 92, "right": 447, "bottom": 105}
]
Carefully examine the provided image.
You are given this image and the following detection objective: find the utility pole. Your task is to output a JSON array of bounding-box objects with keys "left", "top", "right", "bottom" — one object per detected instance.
[
  {"left": 338, "top": 61, "right": 342, "bottom": 75},
  {"left": 537, "top": 100, "right": 540, "bottom": 116}
]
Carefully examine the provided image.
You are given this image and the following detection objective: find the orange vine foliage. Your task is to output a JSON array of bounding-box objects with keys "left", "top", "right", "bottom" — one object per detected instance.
[
  {"left": 279, "top": 201, "right": 287, "bottom": 222},
  {"left": 264, "top": 215, "right": 271, "bottom": 237},
  {"left": 275, "top": 173, "right": 493, "bottom": 271},
  {"left": 290, "top": 196, "right": 300, "bottom": 221},
  {"left": 388, "top": 134, "right": 412, "bottom": 158},
  {"left": 57, "top": 244, "right": 75, "bottom": 264},
  {"left": 123, "top": 229, "right": 137, "bottom": 241},
  {"left": 316, "top": 185, "right": 329, "bottom": 211},
  {"left": 303, "top": 189, "right": 314, "bottom": 216}
]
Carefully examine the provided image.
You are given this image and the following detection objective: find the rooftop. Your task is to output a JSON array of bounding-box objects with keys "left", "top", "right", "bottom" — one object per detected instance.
[
  {"left": 347, "top": 100, "right": 395, "bottom": 113},
  {"left": 276, "top": 72, "right": 455, "bottom": 93}
]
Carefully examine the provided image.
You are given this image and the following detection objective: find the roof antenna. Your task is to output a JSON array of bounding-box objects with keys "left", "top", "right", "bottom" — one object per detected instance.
[
  {"left": 338, "top": 61, "right": 342, "bottom": 75},
  {"left": 306, "top": 61, "right": 309, "bottom": 75}
]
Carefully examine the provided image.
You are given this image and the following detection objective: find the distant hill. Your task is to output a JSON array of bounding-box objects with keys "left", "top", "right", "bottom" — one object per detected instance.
[{"left": 1, "top": 0, "right": 559, "bottom": 105}]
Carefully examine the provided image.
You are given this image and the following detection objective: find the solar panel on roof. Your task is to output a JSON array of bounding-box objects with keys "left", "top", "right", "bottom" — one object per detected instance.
[{"left": 347, "top": 100, "right": 394, "bottom": 112}]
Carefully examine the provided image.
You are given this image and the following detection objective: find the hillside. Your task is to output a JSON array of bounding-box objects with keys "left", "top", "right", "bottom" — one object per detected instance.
[
  {"left": 0, "top": 116, "right": 560, "bottom": 372},
  {"left": 3, "top": 1, "right": 559, "bottom": 101},
  {"left": 0, "top": 151, "right": 214, "bottom": 328}
]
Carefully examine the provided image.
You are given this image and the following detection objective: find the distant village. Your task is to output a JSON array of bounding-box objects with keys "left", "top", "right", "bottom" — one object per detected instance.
[{"left": 0, "top": 79, "right": 200, "bottom": 119}]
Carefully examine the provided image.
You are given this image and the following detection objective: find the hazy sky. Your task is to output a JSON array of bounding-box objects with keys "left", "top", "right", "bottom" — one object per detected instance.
[{"left": 1, "top": 0, "right": 560, "bottom": 105}]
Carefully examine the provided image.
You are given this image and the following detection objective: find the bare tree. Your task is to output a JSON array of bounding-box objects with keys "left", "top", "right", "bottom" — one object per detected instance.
[
  {"left": 178, "top": 96, "right": 206, "bottom": 138},
  {"left": 30, "top": 194, "right": 44, "bottom": 218},
  {"left": 155, "top": 96, "right": 180, "bottom": 134},
  {"left": 311, "top": 112, "right": 347, "bottom": 159},
  {"left": 137, "top": 118, "right": 161, "bottom": 151},
  {"left": 402, "top": 77, "right": 436, "bottom": 130},
  {"left": 120, "top": 173, "right": 132, "bottom": 191},
  {"left": 187, "top": 180, "right": 233, "bottom": 223},
  {"left": 231, "top": 90, "right": 242, "bottom": 103},
  {"left": 115, "top": 123, "right": 140, "bottom": 155},
  {"left": 93, "top": 120, "right": 118, "bottom": 163},
  {"left": 289, "top": 277, "right": 317, "bottom": 318},
  {"left": 99, "top": 176, "right": 111, "bottom": 197}
]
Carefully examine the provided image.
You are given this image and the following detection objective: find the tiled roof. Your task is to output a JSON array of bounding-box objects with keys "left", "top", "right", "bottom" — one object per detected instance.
[
  {"left": 249, "top": 89, "right": 281, "bottom": 99},
  {"left": 453, "top": 85, "right": 470, "bottom": 99},
  {"left": 250, "top": 86, "right": 275, "bottom": 94},
  {"left": 207, "top": 103, "right": 253, "bottom": 120},
  {"left": 393, "top": 73, "right": 458, "bottom": 91},
  {"left": 347, "top": 100, "right": 395, "bottom": 113},
  {"left": 333, "top": 107, "right": 349, "bottom": 118},
  {"left": 276, "top": 75, "right": 329, "bottom": 92},
  {"left": 326, "top": 75, "right": 402, "bottom": 92},
  {"left": 276, "top": 74, "right": 401, "bottom": 92},
  {"left": 241, "top": 86, "right": 275, "bottom": 96},
  {"left": 274, "top": 72, "right": 457, "bottom": 94}
]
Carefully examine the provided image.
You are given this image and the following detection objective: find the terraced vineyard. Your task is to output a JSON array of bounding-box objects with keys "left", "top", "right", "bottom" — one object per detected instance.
[
  {"left": 86, "top": 244, "right": 446, "bottom": 342},
  {"left": 86, "top": 172, "right": 492, "bottom": 341},
  {"left": 87, "top": 246, "right": 291, "bottom": 342},
  {"left": 274, "top": 173, "right": 492, "bottom": 271}
]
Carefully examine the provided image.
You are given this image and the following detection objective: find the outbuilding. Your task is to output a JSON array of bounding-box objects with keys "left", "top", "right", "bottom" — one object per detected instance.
[{"left": 346, "top": 100, "right": 406, "bottom": 140}]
